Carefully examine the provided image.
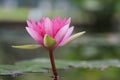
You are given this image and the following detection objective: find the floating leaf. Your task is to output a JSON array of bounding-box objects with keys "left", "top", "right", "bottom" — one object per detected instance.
[
  {"left": 0, "top": 65, "right": 23, "bottom": 76},
  {"left": 0, "top": 59, "right": 120, "bottom": 76},
  {"left": 12, "top": 44, "right": 41, "bottom": 49}
]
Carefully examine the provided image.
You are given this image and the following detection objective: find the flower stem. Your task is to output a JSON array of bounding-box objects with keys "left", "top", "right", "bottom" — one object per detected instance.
[{"left": 49, "top": 50, "right": 59, "bottom": 80}]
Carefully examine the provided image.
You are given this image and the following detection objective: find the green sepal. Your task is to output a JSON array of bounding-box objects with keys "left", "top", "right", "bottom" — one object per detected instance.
[
  {"left": 12, "top": 44, "right": 41, "bottom": 49},
  {"left": 66, "top": 31, "right": 86, "bottom": 45},
  {"left": 44, "top": 34, "right": 56, "bottom": 48}
]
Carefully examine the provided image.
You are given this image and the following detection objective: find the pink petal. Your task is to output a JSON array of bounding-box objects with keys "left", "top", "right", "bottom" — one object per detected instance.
[
  {"left": 37, "top": 22, "right": 45, "bottom": 37},
  {"left": 66, "top": 17, "right": 71, "bottom": 24},
  {"left": 62, "top": 18, "right": 67, "bottom": 23},
  {"left": 56, "top": 17, "right": 61, "bottom": 22},
  {"left": 37, "top": 21, "right": 42, "bottom": 27},
  {"left": 44, "top": 18, "right": 53, "bottom": 37},
  {"left": 26, "top": 27, "right": 43, "bottom": 45},
  {"left": 40, "top": 17, "right": 45, "bottom": 23},
  {"left": 31, "top": 20, "right": 37, "bottom": 28},
  {"left": 59, "top": 26, "right": 74, "bottom": 46},
  {"left": 60, "top": 17, "right": 71, "bottom": 29},
  {"left": 52, "top": 18, "right": 61, "bottom": 35},
  {"left": 55, "top": 24, "right": 69, "bottom": 44},
  {"left": 27, "top": 21, "right": 33, "bottom": 28}
]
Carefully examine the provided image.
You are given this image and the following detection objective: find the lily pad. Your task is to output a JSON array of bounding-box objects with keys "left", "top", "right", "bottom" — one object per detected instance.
[{"left": 0, "top": 59, "right": 120, "bottom": 76}]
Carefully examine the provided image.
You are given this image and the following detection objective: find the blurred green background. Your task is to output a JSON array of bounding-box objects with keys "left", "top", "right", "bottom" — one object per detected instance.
[{"left": 0, "top": 0, "right": 120, "bottom": 80}]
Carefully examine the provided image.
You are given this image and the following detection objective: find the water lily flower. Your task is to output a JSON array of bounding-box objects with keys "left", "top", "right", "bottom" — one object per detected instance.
[
  {"left": 12, "top": 17, "right": 85, "bottom": 80},
  {"left": 25, "top": 17, "right": 85, "bottom": 50}
]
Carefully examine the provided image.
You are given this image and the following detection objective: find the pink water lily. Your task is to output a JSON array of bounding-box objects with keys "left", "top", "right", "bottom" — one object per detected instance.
[
  {"left": 12, "top": 17, "right": 85, "bottom": 80},
  {"left": 26, "top": 17, "right": 85, "bottom": 50}
]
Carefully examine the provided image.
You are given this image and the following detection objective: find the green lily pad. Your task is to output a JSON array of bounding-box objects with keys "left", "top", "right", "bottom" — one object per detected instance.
[{"left": 0, "top": 59, "right": 120, "bottom": 76}]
